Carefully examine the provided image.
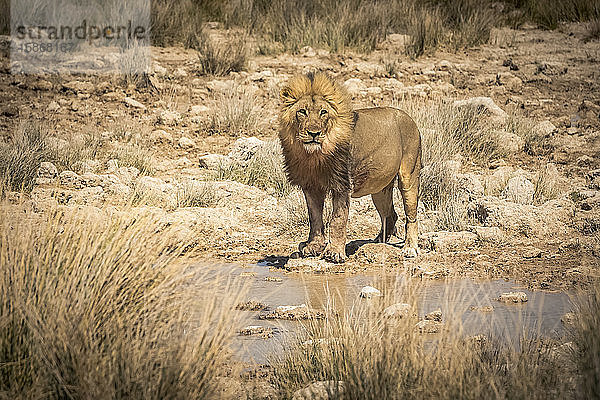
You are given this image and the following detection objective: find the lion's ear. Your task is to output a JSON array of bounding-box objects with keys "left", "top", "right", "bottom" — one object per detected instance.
[{"left": 280, "top": 86, "right": 295, "bottom": 105}]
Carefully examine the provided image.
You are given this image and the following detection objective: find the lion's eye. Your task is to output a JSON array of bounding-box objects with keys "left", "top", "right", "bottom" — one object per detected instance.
[
  {"left": 297, "top": 109, "right": 307, "bottom": 116},
  {"left": 320, "top": 109, "right": 328, "bottom": 116}
]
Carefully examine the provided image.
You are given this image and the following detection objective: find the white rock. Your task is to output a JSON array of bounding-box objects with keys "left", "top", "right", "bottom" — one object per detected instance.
[
  {"left": 497, "top": 131, "right": 524, "bottom": 154},
  {"left": 532, "top": 120, "right": 557, "bottom": 137},
  {"left": 276, "top": 304, "right": 308, "bottom": 313},
  {"left": 419, "top": 231, "right": 478, "bottom": 253},
  {"left": 453, "top": 97, "right": 508, "bottom": 121},
  {"left": 503, "top": 175, "right": 534, "bottom": 204},
  {"left": 123, "top": 97, "right": 146, "bottom": 110},
  {"left": 199, "top": 154, "right": 231, "bottom": 169},
  {"left": 344, "top": 78, "right": 365, "bottom": 95},
  {"left": 63, "top": 80, "right": 94, "bottom": 93},
  {"left": 470, "top": 226, "right": 504, "bottom": 242},
  {"left": 173, "top": 67, "right": 187, "bottom": 78},
  {"left": 158, "top": 110, "right": 182, "bottom": 126},
  {"left": 228, "top": 137, "right": 266, "bottom": 163},
  {"left": 38, "top": 162, "right": 58, "bottom": 178},
  {"left": 366, "top": 86, "right": 383, "bottom": 95},
  {"left": 150, "top": 129, "right": 173, "bottom": 144},
  {"left": 497, "top": 292, "right": 528, "bottom": 303},
  {"left": 47, "top": 101, "right": 60, "bottom": 112},
  {"left": 190, "top": 105, "right": 210, "bottom": 115},
  {"left": 178, "top": 136, "right": 195, "bottom": 148},
  {"left": 59, "top": 171, "right": 83, "bottom": 189},
  {"left": 360, "top": 286, "right": 382, "bottom": 299},
  {"left": 153, "top": 63, "right": 168, "bottom": 76}
]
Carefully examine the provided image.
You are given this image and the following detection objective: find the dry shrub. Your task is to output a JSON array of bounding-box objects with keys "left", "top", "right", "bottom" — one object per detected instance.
[
  {"left": 174, "top": 180, "right": 217, "bottom": 208},
  {"left": 208, "top": 88, "right": 259, "bottom": 136},
  {"left": 0, "top": 120, "right": 50, "bottom": 192},
  {"left": 197, "top": 34, "right": 247, "bottom": 76},
  {"left": 586, "top": 16, "right": 600, "bottom": 40},
  {"left": 215, "top": 140, "right": 291, "bottom": 197},
  {"left": 108, "top": 143, "right": 156, "bottom": 176},
  {"left": 532, "top": 163, "right": 561, "bottom": 205},
  {"left": 516, "top": 0, "right": 600, "bottom": 29},
  {"left": 0, "top": 206, "right": 244, "bottom": 399},
  {"left": 48, "top": 131, "right": 103, "bottom": 173},
  {"left": 151, "top": 0, "right": 205, "bottom": 48}
]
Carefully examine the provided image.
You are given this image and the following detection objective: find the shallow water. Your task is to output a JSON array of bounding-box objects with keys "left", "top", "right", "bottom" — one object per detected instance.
[{"left": 198, "top": 263, "right": 573, "bottom": 364}]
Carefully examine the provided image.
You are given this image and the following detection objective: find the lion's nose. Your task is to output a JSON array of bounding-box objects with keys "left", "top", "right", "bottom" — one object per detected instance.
[{"left": 307, "top": 130, "right": 321, "bottom": 138}]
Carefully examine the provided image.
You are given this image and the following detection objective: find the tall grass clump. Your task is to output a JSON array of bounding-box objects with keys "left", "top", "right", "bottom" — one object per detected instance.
[
  {"left": 0, "top": 0, "right": 8, "bottom": 35},
  {"left": 108, "top": 143, "right": 156, "bottom": 175},
  {"left": 208, "top": 88, "right": 258, "bottom": 136},
  {"left": 151, "top": 0, "right": 205, "bottom": 48},
  {"left": 48, "top": 132, "right": 103, "bottom": 173},
  {"left": 514, "top": 0, "right": 600, "bottom": 29},
  {"left": 215, "top": 140, "right": 291, "bottom": 197},
  {"left": 0, "top": 206, "right": 243, "bottom": 399},
  {"left": 197, "top": 34, "right": 247, "bottom": 76},
  {"left": 174, "top": 180, "right": 218, "bottom": 208},
  {"left": 0, "top": 120, "right": 49, "bottom": 192},
  {"left": 271, "top": 284, "right": 569, "bottom": 399}
]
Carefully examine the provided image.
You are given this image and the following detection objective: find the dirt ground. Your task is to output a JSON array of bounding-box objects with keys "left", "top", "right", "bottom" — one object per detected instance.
[{"left": 1, "top": 22, "right": 599, "bottom": 291}]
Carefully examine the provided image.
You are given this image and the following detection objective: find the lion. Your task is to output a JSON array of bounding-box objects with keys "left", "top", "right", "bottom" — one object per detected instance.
[{"left": 278, "top": 72, "right": 422, "bottom": 263}]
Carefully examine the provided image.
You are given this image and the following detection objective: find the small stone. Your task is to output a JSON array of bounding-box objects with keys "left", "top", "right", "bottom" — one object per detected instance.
[
  {"left": 561, "top": 312, "right": 576, "bottom": 326},
  {"left": 470, "top": 226, "right": 504, "bottom": 243},
  {"left": 198, "top": 154, "right": 231, "bottom": 169},
  {"left": 190, "top": 105, "right": 210, "bottom": 115},
  {"left": 566, "top": 127, "right": 579, "bottom": 135},
  {"left": 532, "top": 121, "right": 557, "bottom": 137},
  {"left": 359, "top": 286, "right": 382, "bottom": 299},
  {"left": 63, "top": 80, "right": 94, "bottom": 93},
  {"left": 503, "top": 175, "right": 535, "bottom": 204},
  {"left": 153, "top": 63, "right": 168, "bottom": 76},
  {"left": 424, "top": 309, "right": 442, "bottom": 322},
  {"left": 240, "top": 271, "right": 256, "bottom": 277},
  {"left": 264, "top": 276, "right": 283, "bottom": 282},
  {"left": 173, "top": 67, "right": 188, "bottom": 78},
  {"left": 47, "top": 101, "right": 60, "bottom": 112},
  {"left": 37, "top": 162, "right": 58, "bottom": 178},
  {"left": 259, "top": 304, "right": 325, "bottom": 320},
  {"left": 159, "top": 110, "right": 182, "bottom": 126},
  {"left": 453, "top": 97, "right": 508, "bottom": 121},
  {"left": 522, "top": 247, "right": 542, "bottom": 259},
  {"left": 59, "top": 170, "right": 84, "bottom": 189},
  {"left": 344, "top": 78, "right": 365, "bottom": 95},
  {"left": 239, "top": 325, "right": 274, "bottom": 338},
  {"left": 123, "top": 97, "right": 146, "bottom": 110},
  {"left": 416, "top": 319, "right": 442, "bottom": 334},
  {"left": 178, "top": 136, "right": 195, "bottom": 148},
  {"left": 150, "top": 129, "right": 173, "bottom": 144},
  {"left": 496, "top": 72, "right": 522, "bottom": 91},
  {"left": 236, "top": 301, "right": 267, "bottom": 311},
  {"left": 469, "top": 305, "right": 494, "bottom": 312},
  {"left": 496, "top": 292, "right": 528, "bottom": 303}
]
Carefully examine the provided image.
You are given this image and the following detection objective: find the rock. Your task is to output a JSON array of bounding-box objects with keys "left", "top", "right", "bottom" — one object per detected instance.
[
  {"left": 105, "top": 183, "right": 132, "bottom": 197},
  {"left": 469, "top": 226, "right": 504, "bottom": 243},
  {"left": 158, "top": 110, "right": 182, "bottom": 126},
  {"left": 502, "top": 175, "right": 534, "bottom": 204},
  {"left": 366, "top": 86, "right": 383, "bottom": 95},
  {"left": 352, "top": 243, "right": 403, "bottom": 265},
  {"left": 199, "top": 154, "right": 231, "bottom": 169},
  {"left": 497, "top": 131, "right": 524, "bottom": 154},
  {"left": 37, "top": 162, "right": 58, "bottom": 179},
  {"left": 416, "top": 319, "right": 442, "bottom": 334},
  {"left": 292, "top": 381, "right": 345, "bottom": 400},
  {"left": 496, "top": 292, "right": 528, "bottom": 303},
  {"left": 359, "top": 286, "right": 382, "bottom": 299},
  {"left": 173, "top": 67, "right": 187, "bottom": 78},
  {"left": 535, "top": 61, "right": 567, "bottom": 76},
  {"left": 300, "top": 46, "right": 317, "bottom": 57},
  {"left": 496, "top": 72, "right": 522, "bottom": 91},
  {"left": 63, "top": 80, "right": 94, "bottom": 93},
  {"left": 567, "top": 127, "right": 579, "bottom": 135},
  {"left": 532, "top": 121, "right": 557, "bottom": 137},
  {"left": 264, "top": 276, "right": 283, "bottom": 282},
  {"left": 453, "top": 97, "right": 508, "bottom": 121},
  {"left": 47, "top": 101, "right": 60, "bottom": 112},
  {"left": 228, "top": 137, "right": 266, "bottom": 163},
  {"left": 33, "top": 80, "right": 53, "bottom": 91},
  {"left": 150, "top": 129, "right": 173, "bottom": 144},
  {"left": 561, "top": 312, "right": 576, "bottom": 326},
  {"left": 59, "top": 170, "right": 84, "bottom": 189},
  {"left": 72, "top": 159, "right": 100, "bottom": 174},
  {"left": 123, "top": 97, "right": 146, "bottom": 110},
  {"left": 522, "top": 247, "right": 542, "bottom": 259},
  {"left": 383, "top": 303, "right": 412, "bottom": 318},
  {"left": 190, "top": 105, "right": 210, "bottom": 115},
  {"left": 344, "top": 78, "right": 365, "bottom": 96},
  {"left": 178, "top": 136, "right": 195, "bottom": 148},
  {"left": 419, "top": 231, "right": 477, "bottom": 253},
  {"left": 207, "top": 79, "right": 235, "bottom": 92},
  {"left": 457, "top": 173, "right": 485, "bottom": 200},
  {"left": 469, "top": 305, "right": 494, "bottom": 312},
  {"left": 484, "top": 166, "right": 514, "bottom": 195},
  {"left": 153, "top": 63, "right": 167, "bottom": 76},
  {"left": 239, "top": 325, "right": 274, "bottom": 338},
  {"left": 424, "top": 309, "right": 442, "bottom": 322},
  {"left": 259, "top": 304, "right": 325, "bottom": 320}
]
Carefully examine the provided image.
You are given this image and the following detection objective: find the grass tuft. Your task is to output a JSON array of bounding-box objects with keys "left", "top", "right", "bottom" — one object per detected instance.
[{"left": 208, "top": 88, "right": 259, "bottom": 136}]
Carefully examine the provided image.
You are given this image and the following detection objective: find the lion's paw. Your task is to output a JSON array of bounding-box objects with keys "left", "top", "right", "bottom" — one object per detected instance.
[
  {"left": 300, "top": 240, "right": 326, "bottom": 258},
  {"left": 402, "top": 246, "right": 419, "bottom": 258},
  {"left": 322, "top": 243, "right": 347, "bottom": 263}
]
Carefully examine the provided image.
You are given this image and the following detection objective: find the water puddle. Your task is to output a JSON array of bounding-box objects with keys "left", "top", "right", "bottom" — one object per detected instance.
[{"left": 195, "top": 263, "right": 573, "bottom": 364}]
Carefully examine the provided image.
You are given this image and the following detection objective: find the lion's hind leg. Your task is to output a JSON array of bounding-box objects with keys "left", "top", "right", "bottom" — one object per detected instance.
[
  {"left": 399, "top": 164, "right": 420, "bottom": 257},
  {"left": 371, "top": 180, "right": 398, "bottom": 243}
]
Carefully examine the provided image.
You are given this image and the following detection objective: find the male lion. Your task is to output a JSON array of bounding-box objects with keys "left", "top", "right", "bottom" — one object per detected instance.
[{"left": 279, "top": 72, "right": 422, "bottom": 263}]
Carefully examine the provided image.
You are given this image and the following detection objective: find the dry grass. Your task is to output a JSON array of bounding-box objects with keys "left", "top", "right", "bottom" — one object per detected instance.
[
  {"left": 532, "top": 163, "right": 562, "bottom": 205},
  {"left": 516, "top": 0, "right": 600, "bottom": 29},
  {"left": 108, "top": 143, "right": 156, "bottom": 176},
  {"left": 0, "top": 120, "right": 50, "bottom": 192},
  {"left": 150, "top": 0, "right": 205, "bottom": 48},
  {"left": 197, "top": 34, "right": 248, "bottom": 76},
  {"left": 174, "top": 180, "right": 218, "bottom": 208},
  {"left": 271, "top": 281, "right": 572, "bottom": 399},
  {"left": 0, "top": 205, "right": 245, "bottom": 399},
  {"left": 48, "top": 132, "right": 103, "bottom": 172},
  {"left": 207, "top": 88, "right": 259, "bottom": 136},
  {"left": 215, "top": 140, "right": 291, "bottom": 197}
]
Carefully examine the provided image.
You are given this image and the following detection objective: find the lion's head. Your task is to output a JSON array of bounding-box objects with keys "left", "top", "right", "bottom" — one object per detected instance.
[{"left": 279, "top": 72, "right": 353, "bottom": 156}]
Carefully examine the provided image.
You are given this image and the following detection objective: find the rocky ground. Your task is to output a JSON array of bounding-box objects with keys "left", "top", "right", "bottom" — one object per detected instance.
[{"left": 1, "top": 22, "right": 599, "bottom": 292}]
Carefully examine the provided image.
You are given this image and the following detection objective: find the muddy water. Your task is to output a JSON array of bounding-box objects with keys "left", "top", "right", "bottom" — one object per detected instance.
[{"left": 200, "top": 263, "right": 573, "bottom": 364}]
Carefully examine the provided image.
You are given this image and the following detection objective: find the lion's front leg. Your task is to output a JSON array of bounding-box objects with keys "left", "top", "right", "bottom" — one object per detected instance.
[
  {"left": 322, "top": 191, "right": 349, "bottom": 263},
  {"left": 299, "top": 188, "right": 327, "bottom": 257}
]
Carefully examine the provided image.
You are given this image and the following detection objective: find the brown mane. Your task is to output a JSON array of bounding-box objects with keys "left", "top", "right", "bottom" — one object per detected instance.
[{"left": 278, "top": 72, "right": 354, "bottom": 193}]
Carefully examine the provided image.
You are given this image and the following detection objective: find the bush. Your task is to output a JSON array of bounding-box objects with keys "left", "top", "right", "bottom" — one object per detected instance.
[
  {"left": 197, "top": 34, "right": 247, "bottom": 75},
  {"left": 0, "top": 120, "right": 50, "bottom": 192},
  {"left": 0, "top": 206, "right": 243, "bottom": 399},
  {"left": 208, "top": 88, "right": 258, "bottom": 136}
]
